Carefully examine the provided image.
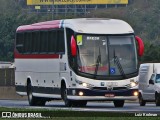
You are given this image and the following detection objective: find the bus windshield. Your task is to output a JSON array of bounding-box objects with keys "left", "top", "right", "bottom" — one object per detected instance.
[{"left": 76, "top": 34, "right": 137, "bottom": 77}]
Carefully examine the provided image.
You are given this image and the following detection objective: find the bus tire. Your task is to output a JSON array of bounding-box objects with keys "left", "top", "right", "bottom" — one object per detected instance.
[
  {"left": 27, "top": 82, "right": 46, "bottom": 106},
  {"left": 61, "top": 84, "right": 73, "bottom": 107},
  {"left": 139, "top": 93, "right": 146, "bottom": 106},
  {"left": 27, "top": 82, "right": 37, "bottom": 106},
  {"left": 113, "top": 100, "right": 124, "bottom": 107},
  {"left": 155, "top": 93, "right": 160, "bottom": 106}
]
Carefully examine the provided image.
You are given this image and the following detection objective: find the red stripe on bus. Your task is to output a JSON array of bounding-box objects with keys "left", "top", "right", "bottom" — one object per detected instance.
[
  {"left": 14, "top": 50, "right": 59, "bottom": 59},
  {"left": 16, "top": 20, "right": 61, "bottom": 32}
]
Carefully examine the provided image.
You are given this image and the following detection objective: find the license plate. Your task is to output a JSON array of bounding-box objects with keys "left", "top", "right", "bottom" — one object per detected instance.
[{"left": 105, "top": 94, "right": 115, "bottom": 97}]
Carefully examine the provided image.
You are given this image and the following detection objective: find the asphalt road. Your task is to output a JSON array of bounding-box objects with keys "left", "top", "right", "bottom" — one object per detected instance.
[{"left": 0, "top": 100, "right": 160, "bottom": 115}]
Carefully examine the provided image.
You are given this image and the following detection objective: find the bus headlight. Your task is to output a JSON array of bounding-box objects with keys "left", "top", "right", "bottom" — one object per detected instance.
[
  {"left": 82, "top": 83, "right": 87, "bottom": 87},
  {"left": 130, "top": 81, "right": 138, "bottom": 88},
  {"left": 82, "top": 82, "right": 94, "bottom": 88},
  {"left": 75, "top": 80, "right": 94, "bottom": 88}
]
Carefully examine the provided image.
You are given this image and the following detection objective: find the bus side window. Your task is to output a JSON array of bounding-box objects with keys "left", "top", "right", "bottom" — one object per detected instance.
[
  {"left": 40, "top": 31, "right": 48, "bottom": 53},
  {"left": 48, "top": 30, "right": 57, "bottom": 53},
  {"left": 36, "top": 32, "right": 41, "bottom": 53},
  {"left": 23, "top": 33, "right": 27, "bottom": 53},
  {"left": 16, "top": 33, "right": 24, "bottom": 54},
  {"left": 32, "top": 32, "right": 36, "bottom": 53},
  {"left": 24, "top": 32, "right": 32, "bottom": 54},
  {"left": 57, "top": 30, "right": 65, "bottom": 53}
]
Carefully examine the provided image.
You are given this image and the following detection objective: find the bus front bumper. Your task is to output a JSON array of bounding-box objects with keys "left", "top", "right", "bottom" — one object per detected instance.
[
  {"left": 67, "top": 96, "right": 137, "bottom": 101},
  {"left": 67, "top": 88, "right": 138, "bottom": 101}
]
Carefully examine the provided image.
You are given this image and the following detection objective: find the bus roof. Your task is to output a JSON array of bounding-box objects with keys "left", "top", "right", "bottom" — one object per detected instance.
[{"left": 17, "top": 18, "right": 134, "bottom": 34}]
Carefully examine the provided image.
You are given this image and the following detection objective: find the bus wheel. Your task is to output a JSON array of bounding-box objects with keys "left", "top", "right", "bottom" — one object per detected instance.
[
  {"left": 155, "top": 93, "right": 160, "bottom": 106},
  {"left": 113, "top": 100, "right": 124, "bottom": 107},
  {"left": 27, "top": 82, "right": 46, "bottom": 106},
  {"left": 62, "top": 85, "right": 73, "bottom": 107},
  {"left": 27, "top": 82, "right": 37, "bottom": 106},
  {"left": 139, "top": 93, "right": 146, "bottom": 106}
]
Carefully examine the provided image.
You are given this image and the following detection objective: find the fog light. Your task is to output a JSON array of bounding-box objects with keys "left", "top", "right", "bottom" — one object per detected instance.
[
  {"left": 133, "top": 91, "right": 138, "bottom": 96},
  {"left": 79, "top": 91, "right": 84, "bottom": 96}
]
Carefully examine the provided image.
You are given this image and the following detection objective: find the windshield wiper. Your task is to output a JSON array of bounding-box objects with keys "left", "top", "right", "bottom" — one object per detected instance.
[
  {"left": 94, "top": 47, "right": 101, "bottom": 79},
  {"left": 113, "top": 50, "right": 126, "bottom": 79}
]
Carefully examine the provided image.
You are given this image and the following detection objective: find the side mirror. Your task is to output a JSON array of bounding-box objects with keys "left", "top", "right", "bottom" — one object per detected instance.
[
  {"left": 149, "top": 79, "right": 154, "bottom": 85},
  {"left": 135, "top": 36, "right": 144, "bottom": 57},
  {"left": 71, "top": 35, "right": 77, "bottom": 57}
]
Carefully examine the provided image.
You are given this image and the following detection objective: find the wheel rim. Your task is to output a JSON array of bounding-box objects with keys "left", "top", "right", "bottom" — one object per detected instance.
[{"left": 29, "top": 90, "right": 32, "bottom": 102}]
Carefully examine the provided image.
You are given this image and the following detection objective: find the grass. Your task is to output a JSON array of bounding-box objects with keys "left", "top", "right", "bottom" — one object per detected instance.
[{"left": 0, "top": 117, "right": 159, "bottom": 120}]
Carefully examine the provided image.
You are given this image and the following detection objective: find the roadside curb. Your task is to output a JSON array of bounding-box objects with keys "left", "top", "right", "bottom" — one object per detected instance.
[{"left": 0, "top": 86, "right": 27, "bottom": 100}]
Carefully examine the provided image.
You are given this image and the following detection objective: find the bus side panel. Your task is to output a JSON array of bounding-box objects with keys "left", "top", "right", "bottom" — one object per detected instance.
[
  {"left": 31, "top": 59, "right": 60, "bottom": 98},
  {"left": 15, "top": 68, "right": 27, "bottom": 95},
  {"left": 15, "top": 58, "right": 61, "bottom": 98}
]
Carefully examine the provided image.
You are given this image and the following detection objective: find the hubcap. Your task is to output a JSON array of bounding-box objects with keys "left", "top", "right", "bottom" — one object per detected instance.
[
  {"left": 29, "top": 91, "right": 32, "bottom": 101},
  {"left": 28, "top": 86, "right": 32, "bottom": 102}
]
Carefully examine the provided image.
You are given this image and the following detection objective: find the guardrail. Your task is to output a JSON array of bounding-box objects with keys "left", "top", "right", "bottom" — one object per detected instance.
[
  {"left": 0, "top": 68, "right": 15, "bottom": 86},
  {"left": 0, "top": 68, "right": 27, "bottom": 99}
]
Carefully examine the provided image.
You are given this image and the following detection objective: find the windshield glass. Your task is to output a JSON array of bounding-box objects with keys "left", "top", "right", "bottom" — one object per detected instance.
[
  {"left": 76, "top": 34, "right": 137, "bottom": 77},
  {"left": 77, "top": 35, "right": 109, "bottom": 75},
  {"left": 109, "top": 36, "right": 137, "bottom": 75},
  {"left": 156, "top": 74, "right": 160, "bottom": 83}
]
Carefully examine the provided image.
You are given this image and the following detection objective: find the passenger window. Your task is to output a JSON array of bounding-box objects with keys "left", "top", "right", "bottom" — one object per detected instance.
[
  {"left": 36, "top": 32, "right": 41, "bottom": 53},
  {"left": 24, "top": 32, "right": 32, "bottom": 54},
  {"left": 57, "top": 30, "right": 65, "bottom": 53},
  {"left": 40, "top": 31, "right": 48, "bottom": 53},
  {"left": 16, "top": 33, "right": 24, "bottom": 53},
  {"left": 32, "top": 32, "right": 37, "bottom": 53},
  {"left": 48, "top": 30, "right": 57, "bottom": 53}
]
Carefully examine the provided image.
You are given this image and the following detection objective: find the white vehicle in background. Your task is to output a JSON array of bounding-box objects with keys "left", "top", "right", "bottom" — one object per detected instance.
[
  {"left": 15, "top": 18, "right": 144, "bottom": 107},
  {"left": 138, "top": 63, "right": 160, "bottom": 106}
]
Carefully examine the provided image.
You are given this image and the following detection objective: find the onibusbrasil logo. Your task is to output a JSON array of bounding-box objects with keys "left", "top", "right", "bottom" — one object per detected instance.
[{"left": 1, "top": 112, "right": 50, "bottom": 118}]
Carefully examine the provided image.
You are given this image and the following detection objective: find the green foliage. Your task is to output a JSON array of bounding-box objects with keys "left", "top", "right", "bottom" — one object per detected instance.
[
  {"left": 0, "top": 0, "right": 51, "bottom": 61},
  {"left": 0, "top": 0, "right": 160, "bottom": 62}
]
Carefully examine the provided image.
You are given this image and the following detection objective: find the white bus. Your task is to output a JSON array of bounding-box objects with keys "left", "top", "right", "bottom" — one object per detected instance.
[{"left": 15, "top": 18, "right": 144, "bottom": 107}]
